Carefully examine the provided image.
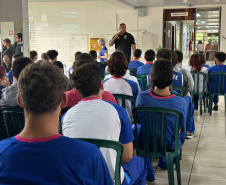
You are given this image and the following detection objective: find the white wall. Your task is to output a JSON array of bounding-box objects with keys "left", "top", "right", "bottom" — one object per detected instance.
[{"left": 28, "top": 1, "right": 226, "bottom": 67}]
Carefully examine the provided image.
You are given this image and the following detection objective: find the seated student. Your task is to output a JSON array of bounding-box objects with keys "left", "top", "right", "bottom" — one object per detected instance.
[
  {"left": 68, "top": 51, "right": 82, "bottom": 76},
  {"left": 136, "top": 58, "right": 187, "bottom": 174},
  {"left": 209, "top": 52, "right": 226, "bottom": 111},
  {"left": 41, "top": 52, "right": 48, "bottom": 62},
  {"left": 128, "top": 49, "right": 144, "bottom": 69},
  {"left": 2, "top": 53, "right": 12, "bottom": 73},
  {"left": 0, "top": 66, "right": 10, "bottom": 87},
  {"left": 137, "top": 49, "right": 155, "bottom": 76},
  {"left": 65, "top": 59, "right": 117, "bottom": 107},
  {"left": 186, "top": 54, "right": 208, "bottom": 110},
  {"left": 62, "top": 63, "right": 148, "bottom": 184},
  {"left": 104, "top": 51, "right": 140, "bottom": 122},
  {"left": 174, "top": 50, "right": 194, "bottom": 96},
  {"left": 53, "top": 61, "right": 73, "bottom": 92},
  {"left": 30, "top": 50, "right": 38, "bottom": 63},
  {"left": 89, "top": 50, "right": 107, "bottom": 73},
  {"left": 0, "top": 57, "right": 32, "bottom": 107},
  {"left": 46, "top": 50, "right": 58, "bottom": 63},
  {"left": 0, "top": 62, "right": 113, "bottom": 185},
  {"left": 199, "top": 53, "right": 210, "bottom": 71},
  {"left": 157, "top": 49, "right": 196, "bottom": 139}
]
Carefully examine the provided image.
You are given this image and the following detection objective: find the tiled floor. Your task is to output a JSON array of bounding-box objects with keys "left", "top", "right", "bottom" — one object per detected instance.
[{"left": 148, "top": 96, "right": 226, "bottom": 185}]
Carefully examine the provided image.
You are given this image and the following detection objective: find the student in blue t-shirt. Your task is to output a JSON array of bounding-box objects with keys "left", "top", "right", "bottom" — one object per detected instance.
[
  {"left": 136, "top": 58, "right": 187, "bottom": 176},
  {"left": 129, "top": 49, "right": 144, "bottom": 69},
  {"left": 137, "top": 49, "right": 155, "bottom": 76},
  {"left": 209, "top": 52, "right": 226, "bottom": 111},
  {"left": 98, "top": 38, "right": 108, "bottom": 62},
  {"left": 0, "top": 62, "right": 113, "bottom": 185}
]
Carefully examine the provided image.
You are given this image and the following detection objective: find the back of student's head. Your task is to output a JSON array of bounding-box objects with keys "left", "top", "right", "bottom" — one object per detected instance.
[
  {"left": 170, "top": 50, "right": 178, "bottom": 67},
  {"left": 18, "top": 62, "right": 67, "bottom": 114},
  {"left": 53, "top": 61, "right": 64, "bottom": 74},
  {"left": 215, "top": 52, "right": 226, "bottom": 63},
  {"left": 190, "top": 54, "right": 202, "bottom": 72},
  {"left": 151, "top": 59, "right": 173, "bottom": 90},
  {"left": 107, "top": 51, "right": 128, "bottom": 77},
  {"left": 30, "top": 50, "right": 38, "bottom": 60},
  {"left": 76, "top": 53, "right": 94, "bottom": 62},
  {"left": 74, "top": 51, "right": 82, "bottom": 60},
  {"left": 199, "top": 54, "right": 206, "bottom": 64},
  {"left": 134, "top": 49, "right": 142, "bottom": 58},
  {"left": 144, "top": 49, "right": 155, "bottom": 62},
  {"left": 157, "top": 48, "right": 172, "bottom": 61},
  {"left": 12, "top": 57, "right": 33, "bottom": 79},
  {"left": 89, "top": 50, "right": 97, "bottom": 61},
  {"left": 0, "top": 66, "right": 6, "bottom": 79},
  {"left": 70, "top": 63, "right": 101, "bottom": 98},
  {"left": 12, "top": 53, "right": 22, "bottom": 60},
  {"left": 46, "top": 50, "right": 58, "bottom": 60},
  {"left": 41, "top": 53, "right": 48, "bottom": 61},
  {"left": 175, "top": 50, "right": 183, "bottom": 63}
]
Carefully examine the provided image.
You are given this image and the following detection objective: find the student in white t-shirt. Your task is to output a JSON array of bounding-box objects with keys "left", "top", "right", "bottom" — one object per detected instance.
[{"left": 62, "top": 63, "right": 149, "bottom": 184}]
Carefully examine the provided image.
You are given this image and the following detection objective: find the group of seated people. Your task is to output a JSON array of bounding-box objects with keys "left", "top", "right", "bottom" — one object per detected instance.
[{"left": 0, "top": 46, "right": 225, "bottom": 184}]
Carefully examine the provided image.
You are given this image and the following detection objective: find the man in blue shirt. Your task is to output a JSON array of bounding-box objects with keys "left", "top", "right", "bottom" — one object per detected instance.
[
  {"left": 209, "top": 52, "right": 226, "bottom": 111},
  {"left": 0, "top": 62, "right": 113, "bottom": 185},
  {"left": 137, "top": 49, "right": 155, "bottom": 76},
  {"left": 129, "top": 49, "right": 144, "bottom": 69}
]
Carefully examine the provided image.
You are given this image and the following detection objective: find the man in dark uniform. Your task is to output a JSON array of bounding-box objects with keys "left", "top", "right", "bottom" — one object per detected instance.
[{"left": 109, "top": 23, "right": 136, "bottom": 63}]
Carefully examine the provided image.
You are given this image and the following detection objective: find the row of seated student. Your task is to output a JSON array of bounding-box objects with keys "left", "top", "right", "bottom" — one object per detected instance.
[{"left": 0, "top": 47, "right": 225, "bottom": 184}]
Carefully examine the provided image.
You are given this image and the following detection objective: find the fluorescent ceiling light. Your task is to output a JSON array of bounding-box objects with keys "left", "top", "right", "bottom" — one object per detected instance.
[
  {"left": 196, "top": 13, "right": 201, "bottom": 17},
  {"left": 201, "top": 20, "right": 205, "bottom": 23}
]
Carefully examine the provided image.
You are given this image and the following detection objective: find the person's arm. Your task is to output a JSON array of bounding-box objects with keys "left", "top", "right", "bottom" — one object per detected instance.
[
  {"left": 109, "top": 33, "right": 120, "bottom": 46},
  {"left": 122, "top": 142, "right": 133, "bottom": 163},
  {"left": 131, "top": 44, "right": 136, "bottom": 58},
  {"left": 99, "top": 53, "right": 108, "bottom": 59},
  {"left": 184, "top": 69, "right": 194, "bottom": 92}
]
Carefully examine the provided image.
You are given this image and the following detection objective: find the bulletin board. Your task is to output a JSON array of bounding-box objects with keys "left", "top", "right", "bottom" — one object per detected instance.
[{"left": 90, "top": 38, "right": 101, "bottom": 51}]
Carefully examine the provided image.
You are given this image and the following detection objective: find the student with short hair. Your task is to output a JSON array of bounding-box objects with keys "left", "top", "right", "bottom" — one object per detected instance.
[
  {"left": 30, "top": 50, "right": 38, "bottom": 62},
  {"left": 89, "top": 50, "right": 107, "bottom": 73},
  {"left": 199, "top": 53, "right": 210, "bottom": 70},
  {"left": 74, "top": 51, "right": 82, "bottom": 61},
  {"left": 129, "top": 49, "right": 144, "bottom": 69},
  {"left": 65, "top": 59, "right": 117, "bottom": 107},
  {"left": 136, "top": 59, "right": 187, "bottom": 176},
  {"left": 63, "top": 62, "right": 147, "bottom": 185},
  {"left": 209, "top": 52, "right": 226, "bottom": 111},
  {"left": 0, "top": 57, "right": 32, "bottom": 107},
  {"left": 0, "top": 62, "right": 113, "bottom": 185},
  {"left": 136, "top": 49, "right": 155, "bottom": 76},
  {"left": 46, "top": 50, "right": 58, "bottom": 63},
  {"left": 41, "top": 52, "right": 48, "bottom": 62}
]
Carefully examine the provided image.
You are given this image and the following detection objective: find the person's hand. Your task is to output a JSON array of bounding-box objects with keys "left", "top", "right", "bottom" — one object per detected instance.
[
  {"left": 98, "top": 55, "right": 100, "bottom": 59},
  {"left": 115, "top": 32, "right": 122, "bottom": 38}
]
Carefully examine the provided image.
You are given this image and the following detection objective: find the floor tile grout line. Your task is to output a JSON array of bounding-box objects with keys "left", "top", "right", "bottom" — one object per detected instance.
[{"left": 187, "top": 113, "right": 205, "bottom": 185}]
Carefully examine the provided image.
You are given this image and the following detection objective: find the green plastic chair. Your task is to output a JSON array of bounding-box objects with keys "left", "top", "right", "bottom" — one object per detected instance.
[
  {"left": 172, "top": 86, "right": 184, "bottom": 97},
  {"left": 133, "top": 106, "right": 182, "bottom": 185},
  {"left": 113, "top": 94, "right": 136, "bottom": 108},
  {"left": 137, "top": 74, "right": 149, "bottom": 91},
  {"left": 77, "top": 138, "right": 124, "bottom": 185},
  {"left": 128, "top": 68, "right": 137, "bottom": 77},
  {"left": 208, "top": 72, "right": 226, "bottom": 115},
  {"left": 171, "top": 92, "right": 183, "bottom": 97},
  {"left": 190, "top": 71, "right": 207, "bottom": 115},
  {"left": 1, "top": 107, "right": 24, "bottom": 137}
]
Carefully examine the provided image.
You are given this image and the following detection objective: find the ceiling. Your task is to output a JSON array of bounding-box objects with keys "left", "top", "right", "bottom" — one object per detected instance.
[
  {"left": 118, "top": 0, "right": 226, "bottom": 7},
  {"left": 28, "top": 0, "right": 226, "bottom": 7}
]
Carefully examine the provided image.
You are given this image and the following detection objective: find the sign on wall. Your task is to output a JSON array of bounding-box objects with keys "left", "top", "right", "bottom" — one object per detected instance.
[{"left": 171, "top": 12, "right": 188, "bottom": 17}]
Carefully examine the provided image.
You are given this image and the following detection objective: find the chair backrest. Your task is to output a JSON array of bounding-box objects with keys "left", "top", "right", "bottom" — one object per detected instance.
[
  {"left": 1, "top": 107, "right": 24, "bottom": 137},
  {"left": 128, "top": 68, "right": 137, "bottom": 77},
  {"left": 172, "top": 86, "right": 184, "bottom": 96},
  {"left": 77, "top": 138, "right": 123, "bottom": 185},
  {"left": 137, "top": 73, "right": 149, "bottom": 91},
  {"left": 209, "top": 72, "right": 226, "bottom": 95},
  {"left": 190, "top": 71, "right": 206, "bottom": 95},
  {"left": 68, "top": 67, "right": 73, "bottom": 76},
  {"left": 132, "top": 106, "right": 182, "bottom": 158},
  {"left": 113, "top": 94, "right": 136, "bottom": 108}
]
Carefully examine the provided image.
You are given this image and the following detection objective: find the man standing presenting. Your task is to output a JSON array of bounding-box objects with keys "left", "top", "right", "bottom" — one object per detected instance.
[{"left": 109, "top": 23, "right": 136, "bottom": 63}]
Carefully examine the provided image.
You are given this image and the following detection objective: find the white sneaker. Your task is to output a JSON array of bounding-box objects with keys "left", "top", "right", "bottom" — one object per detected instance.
[{"left": 185, "top": 131, "right": 197, "bottom": 139}]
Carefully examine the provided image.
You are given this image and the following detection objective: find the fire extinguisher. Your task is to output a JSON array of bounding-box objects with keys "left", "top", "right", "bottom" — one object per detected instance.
[{"left": 189, "top": 40, "right": 192, "bottom": 51}]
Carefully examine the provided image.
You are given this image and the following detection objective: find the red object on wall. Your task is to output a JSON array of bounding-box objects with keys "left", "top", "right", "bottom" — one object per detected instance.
[
  {"left": 189, "top": 40, "right": 192, "bottom": 51},
  {"left": 9, "top": 30, "right": 13, "bottom": 35}
]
